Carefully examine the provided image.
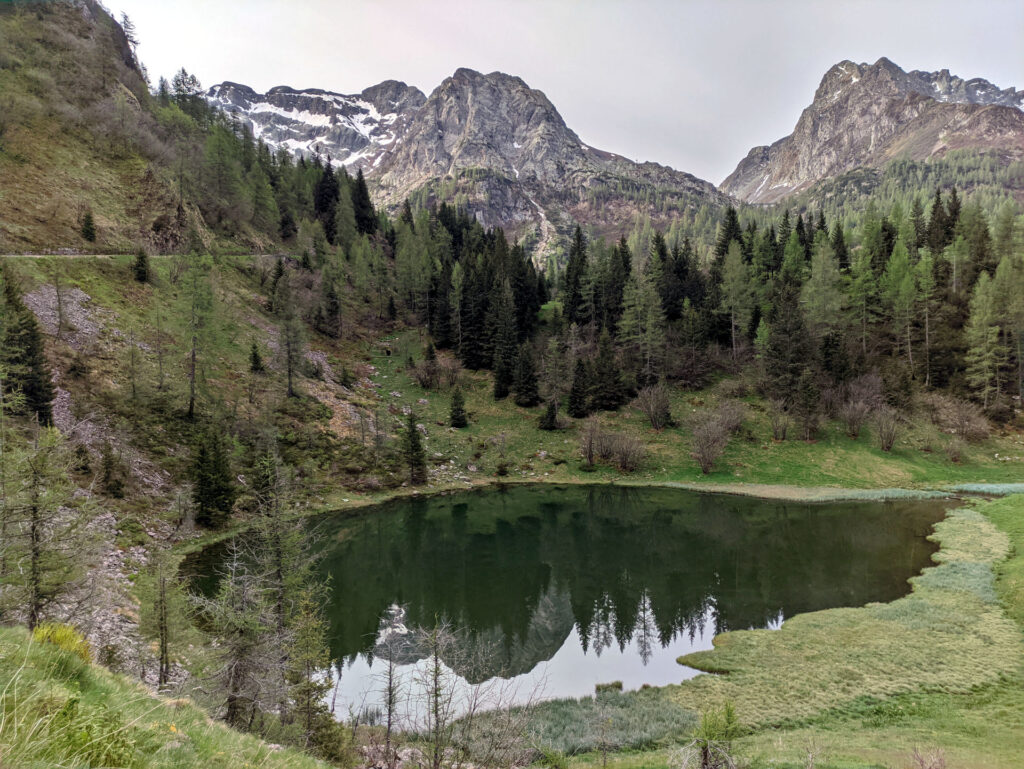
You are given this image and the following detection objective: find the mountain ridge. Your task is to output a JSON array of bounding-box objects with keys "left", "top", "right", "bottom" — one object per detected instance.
[
  {"left": 207, "top": 68, "right": 728, "bottom": 246},
  {"left": 721, "top": 57, "right": 1024, "bottom": 203}
]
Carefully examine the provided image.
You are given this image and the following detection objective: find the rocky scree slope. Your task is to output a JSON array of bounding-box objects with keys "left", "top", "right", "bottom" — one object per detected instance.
[{"left": 721, "top": 57, "right": 1024, "bottom": 204}]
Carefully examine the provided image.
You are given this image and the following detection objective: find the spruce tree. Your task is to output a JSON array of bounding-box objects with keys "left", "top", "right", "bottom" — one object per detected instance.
[
  {"left": 249, "top": 341, "right": 264, "bottom": 374},
  {"left": 512, "top": 343, "right": 540, "bottom": 407},
  {"left": 191, "top": 428, "right": 236, "bottom": 529},
  {"left": 449, "top": 387, "right": 468, "bottom": 428},
  {"left": 133, "top": 249, "right": 150, "bottom": 283},
  {"left": 1, "top": 273, "right": 55, "bottom": 426},
  {"left": 80, "top": 211, "right": 96, "bottom": 242},
  {"left": 352, "top": 169, "right": 377, "bottom": 235},
  {"left": 567, "top": 359, "right": 591, "bottom": 418},
  {"left": 538, "top": 400, "right": 559, "bottom": 430},
  {"left": 589, "top": 330, "right": 626, "bottom": 412},
  {"left": 403, "top": 411, "right": 427, "bottom": 485},
  {"left": 562, "top": 226, "right": 588, "bottom": 325},
  {"left": 489, "top": 281, "right": 518, "bottom": 400}
]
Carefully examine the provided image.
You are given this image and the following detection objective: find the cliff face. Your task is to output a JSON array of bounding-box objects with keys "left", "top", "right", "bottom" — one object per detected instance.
[{"left": 721, "top": 58, "right": 1024, "bottom": 203}]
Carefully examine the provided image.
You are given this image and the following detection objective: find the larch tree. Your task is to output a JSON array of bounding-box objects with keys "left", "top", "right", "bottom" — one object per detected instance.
[
  {"left": 0, "top": 427, "right": 96, "bottom": 630},
  {"left": 720, "top": 241, "right": 754, "bottom": 359},
  {"left": 964, "top": 271, "right": 1005, "bottom": 408},
  {"left": 881, "top": 238, "right": 918, "bottom": 370}
]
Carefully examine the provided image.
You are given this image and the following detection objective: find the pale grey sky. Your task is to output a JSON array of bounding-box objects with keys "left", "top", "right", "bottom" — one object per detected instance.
[{"left": 107, "top": 0, "right": 1024, "bottom": 185}]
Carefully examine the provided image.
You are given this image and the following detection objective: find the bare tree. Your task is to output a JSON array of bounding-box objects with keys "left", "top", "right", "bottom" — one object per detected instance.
[
  {"left": 635, "top": 384, "right": 672, "bottom": 430},
  {"left": 873, "top": 407, "right": 900, "bottom": 452},
  {"left": 691, "top": 414, "right": 729, "bottom": 474},
  {"left": 839, "top": 400, "right": 872, "bottom": 438}
]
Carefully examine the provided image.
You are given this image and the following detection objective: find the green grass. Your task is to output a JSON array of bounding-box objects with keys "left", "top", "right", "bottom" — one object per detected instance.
[{"left": 0, "top": 626, "right": 326, "bottom": 769}]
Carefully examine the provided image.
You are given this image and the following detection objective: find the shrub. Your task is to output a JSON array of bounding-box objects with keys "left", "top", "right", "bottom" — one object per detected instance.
[
  {"left": 635, "top": 384, "right": 673, "bottom": 430},
  {"left": 847, "top": 371, "right": 885, "bottom": 409},
  {"left": 946, "top": 437, "right": 966, "bottom": 463},
  {"left": 33, "top": 623, "right": 92, "bottom": 663},
  {"left": 579, "top": 420, "right": 647, "bottom": 471},
  {"left": 692, "top": 413, "right": 729, "bottom": 474},
  {"left": 923, "top": 393, "right": 990, "bottom": 443},
  {"left": 840, "top": 400, "right": 872, "bottom": 438},
  {"left": 716, "top": 400, "right": 746, "bottom": 434},
  {"left": 438, "top": 356, "right": 463, "bottom": 390},
  {"left": 873, "top": 407, "right": 900, "bottom": 452}
]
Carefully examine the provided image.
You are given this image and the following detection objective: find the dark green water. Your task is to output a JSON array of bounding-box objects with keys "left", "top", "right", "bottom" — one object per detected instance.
[{"left": 187, "top": 485, "right": 948, "bottom": 708}]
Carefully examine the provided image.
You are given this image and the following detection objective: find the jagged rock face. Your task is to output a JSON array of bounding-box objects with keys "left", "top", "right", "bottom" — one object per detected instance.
[
  {"left": 208, "top": 69, "right": 726, "bottom": 244},
  {"left": 721, "top": 57, "right": 1024, "bottom": 203},
  {"left": 206, "top": 80, "right": 426, "bottom": 167}
]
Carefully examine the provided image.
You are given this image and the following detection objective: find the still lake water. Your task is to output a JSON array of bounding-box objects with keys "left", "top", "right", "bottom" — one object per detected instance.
[{"left": 188, "top": 485, "right": 947, "bottom": 714}]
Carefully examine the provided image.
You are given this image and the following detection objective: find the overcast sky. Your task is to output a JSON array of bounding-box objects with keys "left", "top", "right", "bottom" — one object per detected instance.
[{"left": 107, "top": 0, "right": 1024, "bottom": 185}]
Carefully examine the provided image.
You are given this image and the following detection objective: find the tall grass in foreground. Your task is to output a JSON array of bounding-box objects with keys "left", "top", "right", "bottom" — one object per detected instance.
[{"left": 0, "top": 626, "right": 324, "bottom": 769}]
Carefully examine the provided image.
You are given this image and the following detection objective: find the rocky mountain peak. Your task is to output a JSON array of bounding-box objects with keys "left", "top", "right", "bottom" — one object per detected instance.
[
  {"left": 207, "top": 67, "right": 725, "bottom": 248},
  {"left": 721, "top": 58, "right": 1024, "bottom": 203}
]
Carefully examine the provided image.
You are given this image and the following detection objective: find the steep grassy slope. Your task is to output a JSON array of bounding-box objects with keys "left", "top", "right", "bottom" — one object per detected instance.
[
  {"left": 0, "top": 626, "right": 327, "bottom": 769},
  {"left": 0, "top": 2, "right": 189, "bottom": 252}
]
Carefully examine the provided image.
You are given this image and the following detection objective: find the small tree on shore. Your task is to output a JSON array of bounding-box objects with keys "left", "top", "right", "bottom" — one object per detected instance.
[
  {"left": 449, "top": 387, "right": 468, "bottom": 428},
  {"left": 404, "top": 411, "right": 427, "bottom": 485}
]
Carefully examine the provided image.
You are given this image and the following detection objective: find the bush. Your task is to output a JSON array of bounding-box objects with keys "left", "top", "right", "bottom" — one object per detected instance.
[
  {"left": 840, "top": 400, "right": 872, "bottom": 438},
  {"left": 33, "top": 623, "right": 92, "bottom": 663},
  {"left": 635, "top": 384, "right": 673, "bottom": 430},
  {"left": 848, "top": 371, "right": 885, "bottom": 409},
  {"left": 716, "top": 400, "right": 746, "bottom": 434},
  {"left": 691, "top": 413, "right": 729, "bottom": 474},
  {"left": 873, "top": 407, "right": 900, "bottom": 452},
  {"left": 923, "top": 393, "right": 990, "bottom": 443},
  {"left": 579, "top": 419, "right": 647, "bottom": 471},
  {"left": 946, "top": 437, "right": 966, "bottom": 463}
]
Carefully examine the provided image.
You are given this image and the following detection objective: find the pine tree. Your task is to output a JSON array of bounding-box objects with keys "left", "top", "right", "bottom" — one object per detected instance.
[
  {"left": 403, "top": 411, "right": 427, "bottom": 485},
  {"left": 138, "top": 547, "right": 193, "bottom": 688},
  {"left": 80, "top": 211, "right": 96, "bottom": 242},
  {"left": 512, "top": 343, "right": 540, "bottom": 407},
  {"left": 449, "top": 387, "right": 468, "bottom": 428},
  {"left": 567, "top": 359, "right": 591, "bottom": 418},
  {"left": 191, "top": 427, "right": 236, "bottom": 529},
  {"left": 589, "top": 330, "right": 626, "bottom": 411},
  {"left": 133, "top": 249, "right": 150, "bottom": 283},
  {"left": 830, "top": 222, "right": 849, "bottom": 271}
]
